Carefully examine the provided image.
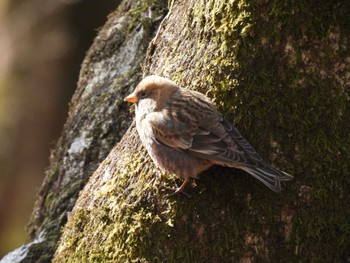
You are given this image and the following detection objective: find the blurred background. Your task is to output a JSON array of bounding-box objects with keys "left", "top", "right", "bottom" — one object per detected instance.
[{"left": 0, "top": 0, "right": 118, "bottom": 257}]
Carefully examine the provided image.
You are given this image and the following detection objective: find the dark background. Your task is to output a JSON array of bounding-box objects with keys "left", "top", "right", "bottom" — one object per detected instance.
[{"left": 0, "top": 0, "right": 118, "bottom": 257}]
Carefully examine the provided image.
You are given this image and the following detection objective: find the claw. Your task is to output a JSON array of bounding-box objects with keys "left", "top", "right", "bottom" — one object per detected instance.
[{"left": 165, "top": 178, "right": 192, "bottom": 198}]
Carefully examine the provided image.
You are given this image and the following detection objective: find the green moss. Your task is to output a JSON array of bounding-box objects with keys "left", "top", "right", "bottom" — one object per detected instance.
[
  {"left": 188, "top": 0, "right": 350, "bottom": 261},
  {"left": 54, "top": 148, "right": 171, "bottom": 262},
  {"left": 55, "top": 0, "right": 350, "bottom": 261}
]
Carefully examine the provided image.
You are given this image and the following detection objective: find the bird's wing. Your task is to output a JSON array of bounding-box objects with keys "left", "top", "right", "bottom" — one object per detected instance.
[
  {"left": 187, "top": 120, "right": 260, "bottom": 167},
  {"left": 146, "top": 111, "right": 195, "bottom": 150},
  {"left": 147, "top": 108, "right": 259, "bottom": 167},
  {"left": 220, "top": 120, "right": 264, "bottom": 162}
]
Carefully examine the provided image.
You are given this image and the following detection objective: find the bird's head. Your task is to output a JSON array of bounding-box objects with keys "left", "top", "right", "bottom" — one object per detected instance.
[{"left": 124, "top": 75, "right": 179, "bottom": 110}]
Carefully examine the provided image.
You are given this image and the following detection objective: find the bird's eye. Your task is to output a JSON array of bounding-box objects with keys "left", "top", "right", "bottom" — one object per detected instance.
[{"left": 140, "top": 91, "right": 147, "bottom": 98}]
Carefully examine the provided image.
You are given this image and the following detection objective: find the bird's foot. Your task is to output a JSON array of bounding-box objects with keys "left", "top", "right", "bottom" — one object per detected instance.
[
  {"left": 163, "top": 178, "right": 192, "bottom": 198},
  {"left": 167, "top": 187, "right": 192, "bottom": 198}
]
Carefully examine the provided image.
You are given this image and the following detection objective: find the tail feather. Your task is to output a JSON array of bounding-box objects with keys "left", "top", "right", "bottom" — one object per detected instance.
[
  {"left": 221, "top": 119, "right": 293, "bottom": 191},
  {"left": 241, "top": 164, "right": 293, "bottom": 192}
]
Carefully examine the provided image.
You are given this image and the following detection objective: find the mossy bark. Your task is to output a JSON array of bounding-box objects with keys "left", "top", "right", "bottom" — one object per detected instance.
[
  {"left": 17, "top": 0, "right": 167, "bottom": 262},
  {"left": 51, "top": 0, "right": 350, "bottom": 262}
]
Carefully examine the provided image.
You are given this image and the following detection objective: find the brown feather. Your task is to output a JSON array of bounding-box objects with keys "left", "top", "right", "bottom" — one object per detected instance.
[{"left": 125, "top": 75, "right": 293, "bottom": 192}]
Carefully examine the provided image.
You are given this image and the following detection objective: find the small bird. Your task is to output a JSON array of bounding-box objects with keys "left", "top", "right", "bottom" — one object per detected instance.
[{"left": 124, "top": 75, "right": 292, "bottom": 195}]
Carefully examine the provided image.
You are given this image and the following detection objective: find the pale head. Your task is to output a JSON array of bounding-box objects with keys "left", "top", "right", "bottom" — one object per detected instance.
[{"left": 124, "top": 75, "right": 179, "bottom": 107}]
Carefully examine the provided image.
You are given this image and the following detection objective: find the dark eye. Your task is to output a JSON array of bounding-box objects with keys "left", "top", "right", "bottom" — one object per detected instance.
[{"left": 139, "top": 91, "right": 147, "bottom": 98}]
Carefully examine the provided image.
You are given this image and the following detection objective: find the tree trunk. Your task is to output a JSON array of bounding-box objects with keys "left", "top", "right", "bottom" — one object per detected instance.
[
  {"left": 11, "top": 0, "right": 350, "bottom": 262},
  {"left": 1, "top": 0, "right": 166, "bottom": 262},
  {"left": 0, "top": 0, "right": 117, "bottom": 258}
]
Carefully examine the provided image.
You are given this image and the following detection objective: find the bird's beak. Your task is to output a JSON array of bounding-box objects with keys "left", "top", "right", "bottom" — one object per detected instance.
[{"left": 124, "top": 93, "right": 138, "bottom": 103}]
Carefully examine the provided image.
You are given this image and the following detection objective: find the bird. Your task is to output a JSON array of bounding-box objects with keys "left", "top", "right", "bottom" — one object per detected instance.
[{"left": 124, "top": 75, "right": 293, "bottom": 195}]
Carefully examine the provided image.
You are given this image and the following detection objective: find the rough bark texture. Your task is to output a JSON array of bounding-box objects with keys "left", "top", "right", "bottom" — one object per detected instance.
[
  {"left": 23, "top": 0, "right": 350, "bottom": 262},
  {"left": 52, "top": 0, "right": 350, "bottom": 262},
  {"left": 0, "top": 0, "right": 117, "bottom": 257},
  {"left": 5, "top": 0, "right": 166, "bottom": 262}
]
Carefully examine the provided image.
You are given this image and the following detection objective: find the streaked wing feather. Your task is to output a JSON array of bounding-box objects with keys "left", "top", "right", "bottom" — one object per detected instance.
[
  {"left": 188, "top": 131, "right": 259, "bottom": 167},
  {"left": 221, "top": 120, "right": 264, "bottom": 162},
  {"left": 148, "top": 110, "right": 260, "bottom": 167},
  {"left": 147, "top": 112, "right": 194, "bottom": 150}
]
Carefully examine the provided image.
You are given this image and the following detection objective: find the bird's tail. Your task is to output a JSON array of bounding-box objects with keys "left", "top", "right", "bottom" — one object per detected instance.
[{"left": 241, "top": 164, "right": 293, "bottom": 192}]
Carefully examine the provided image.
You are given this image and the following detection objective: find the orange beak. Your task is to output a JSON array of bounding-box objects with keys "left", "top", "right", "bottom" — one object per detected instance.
[{"left": 124, "top": 93, "right": 138, "bottom": 103}]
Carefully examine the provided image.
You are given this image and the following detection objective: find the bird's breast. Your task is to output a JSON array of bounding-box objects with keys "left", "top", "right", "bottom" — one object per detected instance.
[{"left": 136, "top": 118, "right": 212, "bottom": 179}]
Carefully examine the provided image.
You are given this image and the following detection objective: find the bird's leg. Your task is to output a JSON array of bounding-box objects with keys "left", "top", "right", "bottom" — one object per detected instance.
[{"left": 166, "top": 178, "right": 192, "bottom": 198}]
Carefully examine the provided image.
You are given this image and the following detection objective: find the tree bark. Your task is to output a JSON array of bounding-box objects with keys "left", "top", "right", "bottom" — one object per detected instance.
[
  {"left": 0, "top": 0, "right": 118, "bottom": 258},
  {"left": 1, "top": 0, "right": 166, "bottom": 262},
  {"left": 14, "top": 0, "right": 350, "bottom": 262}
]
